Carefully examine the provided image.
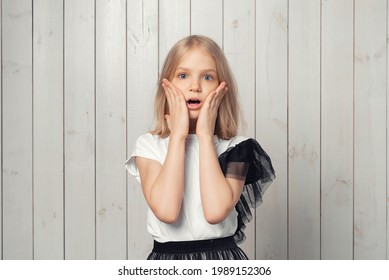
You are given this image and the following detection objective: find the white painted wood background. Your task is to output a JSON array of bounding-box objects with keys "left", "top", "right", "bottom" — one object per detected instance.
[{"left": 0, "top": 0, "right": 388, "bottom": 260}]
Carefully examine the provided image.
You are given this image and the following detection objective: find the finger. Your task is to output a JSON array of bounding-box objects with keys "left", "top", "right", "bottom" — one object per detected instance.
[
  {"left": 164, "top": 79, "right": 186, "bottom": 101},
  {"left": 207, "top": 86, "right": 223, "bottom": 103},
  {"left": 202, "top": 90, "right": 216, "bottom": 107},
  {"left": 209, "top": 81, "right": 226, "bottom": 100},
  {"left": 213, "top": 81, "right": 226, "bottom": 95},
  {"left": 219, "top": 86, "right": 228, "bottom": 99},
  {"left": 163, "top": 80, "right": 188, "bottom": 117},
  {"left": 163, "top": 79, "right": 178, "bottom": 95},
  {"left": 215, "top": 82, "right": 227, "bottom": 98},
  {"left": 209, "top": 85, "right": 227, "bottom": 108},
  {"left": 163, "top": 80, "right": 181, "bottom": 107},
  {"left": 162, "top": 82, "right": 174, "bottom": 109},
  {"left": 162, "top": 78, "right": 171, "bottom": 87},
  {"left": 217, "top": 81, "right": 227, "bottom": 91},
  {"left": 163, "top": 80, "right": 182, "bottom": 107}
]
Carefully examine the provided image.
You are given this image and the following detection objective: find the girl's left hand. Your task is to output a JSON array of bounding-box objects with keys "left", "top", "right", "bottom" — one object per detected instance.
[{"left": 196, "top": 81, "right": 228, "bottom": 138}]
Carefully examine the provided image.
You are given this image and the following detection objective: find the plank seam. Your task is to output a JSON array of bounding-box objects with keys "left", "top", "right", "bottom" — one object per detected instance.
[{"left": 31, "top": 0, "right": 35, "bottom": 260}]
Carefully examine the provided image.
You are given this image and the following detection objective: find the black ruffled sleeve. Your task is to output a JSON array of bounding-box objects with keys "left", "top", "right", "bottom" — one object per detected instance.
[{"left": 218, "top": 138, "right": 275, "bottom": 244}]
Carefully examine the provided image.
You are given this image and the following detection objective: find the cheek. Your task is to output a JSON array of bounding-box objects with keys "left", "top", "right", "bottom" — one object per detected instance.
[
  {"left": 171, "top": 77, "right": 185, "bottom": 86},
  {"left": 203, "top": 81, "right": 219, "bottom": 92},
  {"left": 171, "top": 80, "right": 187, "bottom": 92}
]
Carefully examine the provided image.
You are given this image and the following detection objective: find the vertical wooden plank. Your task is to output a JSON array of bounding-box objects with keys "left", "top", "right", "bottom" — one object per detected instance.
[
  {"left": 387, "top": 0, "right": 389, "bottom": 261},
  {"left": 321, "top": 0, "right": 354, "bottom": 260},
  {"left": 255, "top": 0, "right": 288, "bottom": 260},
  {"left": 224, "top": 0, "right": 256, "bottom": 259},
  {"left": 288, "top": 0, "right": 321, "bottom": 259},
  {"left": 33, "top": 0, "right": 64, "bottom": 260},
  {"left": 354, "top": 0, "right": 387, "bottom": 259},
  {"left": 127, "top": 0, "right": 159, "bottom": 259},
  {"left": 64, "top": 0, "right": 95, "bottom": 259},
  {"left": 2, "top": 0, "right": 33, "bottom": 259},
  {"left": 159, "top": 0, "right": 190, "bottom": 66},
  {"left": 95, "top": 0, "right": 126, "bottom": 260},
  {"left": 190, "top": 0, "right": 223, "bottom": 46}
]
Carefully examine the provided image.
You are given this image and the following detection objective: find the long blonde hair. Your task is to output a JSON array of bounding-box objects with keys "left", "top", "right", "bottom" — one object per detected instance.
[{"left": 150, "top": 35, "right": 241, "bottom": 139}]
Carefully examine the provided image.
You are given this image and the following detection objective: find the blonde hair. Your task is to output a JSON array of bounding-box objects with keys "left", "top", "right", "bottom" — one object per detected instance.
[{"left": 150, "top": 35, "right": 242, "bottom": 139}]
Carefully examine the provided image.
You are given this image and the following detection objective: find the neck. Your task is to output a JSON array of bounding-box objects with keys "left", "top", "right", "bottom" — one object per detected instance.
[{"left": 189, "top": 119, "right": 197, "bottom": 134}]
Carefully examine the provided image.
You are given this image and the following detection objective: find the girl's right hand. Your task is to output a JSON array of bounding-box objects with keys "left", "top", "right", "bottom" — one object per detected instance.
[{"left": 162, "top": 78, "right": 189, "bottom": 139}]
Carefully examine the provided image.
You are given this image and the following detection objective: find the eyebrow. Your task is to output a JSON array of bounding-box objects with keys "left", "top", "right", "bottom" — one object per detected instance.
[{"left": 175, "top": 67, "right": 217, "bottom": 73}]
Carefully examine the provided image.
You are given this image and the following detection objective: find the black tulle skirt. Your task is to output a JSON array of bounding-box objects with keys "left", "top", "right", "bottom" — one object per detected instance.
[{"left": 147, "top": 236, "right": 248, "bottom": 260}]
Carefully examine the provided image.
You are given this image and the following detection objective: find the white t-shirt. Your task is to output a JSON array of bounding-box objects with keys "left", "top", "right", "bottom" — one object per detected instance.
[{"left": 125, "top": 133, "right": 248, "bottom": 243}]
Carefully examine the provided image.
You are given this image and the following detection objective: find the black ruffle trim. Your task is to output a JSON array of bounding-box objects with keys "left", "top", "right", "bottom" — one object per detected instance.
[
  {"left": 147, "top": 236, "right": 248, "bottom": 260},
  {"left": 218, "top": 138, "right": 275, "bottom": 244}
]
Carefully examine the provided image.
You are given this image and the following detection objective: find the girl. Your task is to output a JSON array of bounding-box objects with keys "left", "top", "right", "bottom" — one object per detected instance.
[{"left": 126, "top": 35, "right": 275, "bottom": 260}]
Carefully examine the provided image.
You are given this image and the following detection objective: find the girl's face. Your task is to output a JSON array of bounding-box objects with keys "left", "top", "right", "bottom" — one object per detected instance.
[{"left": 171, "top": 48, "right": 220, "bottom": 120}]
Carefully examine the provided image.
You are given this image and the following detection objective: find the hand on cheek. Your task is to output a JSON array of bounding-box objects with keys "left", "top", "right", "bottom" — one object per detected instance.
[
  {"left": 196, "top": 82, "right": 228, "bottom": 138},
  {"left": 162, "top": 78, "right": 190, "bottom": 139}
]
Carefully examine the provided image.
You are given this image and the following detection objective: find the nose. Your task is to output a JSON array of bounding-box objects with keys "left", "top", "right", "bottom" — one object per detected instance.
[{"left": 189, "top": 79, "right": 201, "bottom": 92}]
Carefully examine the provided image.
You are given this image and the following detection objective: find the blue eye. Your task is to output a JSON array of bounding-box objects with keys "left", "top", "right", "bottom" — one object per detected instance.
[
  {"left": 204, "top": 74, "right": 213, "bottom": 81},
  {"left": 178, "top": 73, "right": 188, "bottom": 79}
]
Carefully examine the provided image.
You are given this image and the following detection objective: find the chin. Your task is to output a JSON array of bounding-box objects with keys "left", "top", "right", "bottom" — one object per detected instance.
[{"left": 189, "top": 111, "right": 200, "bottom": 120}]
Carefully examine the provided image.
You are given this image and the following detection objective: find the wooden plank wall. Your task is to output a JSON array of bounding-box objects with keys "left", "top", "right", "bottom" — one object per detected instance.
[
  {"left": 33, "top": 0, "right": 64, "bottom": 259},
  {"left": 0, "top": 0, "right": 388, "bottom": 260},
  {"left": 2, "top": 0, "right": 33, "bottom": 259}
]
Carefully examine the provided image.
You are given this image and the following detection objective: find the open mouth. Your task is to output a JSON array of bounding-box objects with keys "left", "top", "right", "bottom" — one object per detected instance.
[{"left": 187, "top": 99, "right": 201, "bottom": 105}]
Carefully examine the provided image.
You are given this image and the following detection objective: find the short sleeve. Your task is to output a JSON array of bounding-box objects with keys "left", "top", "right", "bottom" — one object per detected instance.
[
  {"left": 218, "top": 138, "right": 275, "bottom": 244},
  {"left": 125, "top": 133, "right": 162, "bottom": 182}
]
